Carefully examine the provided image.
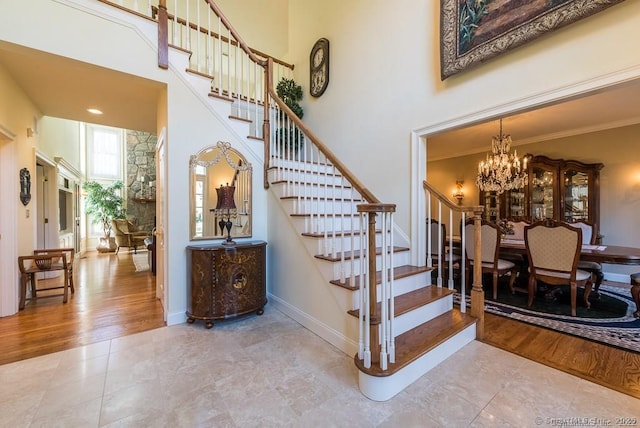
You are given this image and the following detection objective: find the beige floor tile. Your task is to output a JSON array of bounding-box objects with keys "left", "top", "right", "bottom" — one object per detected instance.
[{"left": 2, "top": 307, "right": 636, "bottom": 428}]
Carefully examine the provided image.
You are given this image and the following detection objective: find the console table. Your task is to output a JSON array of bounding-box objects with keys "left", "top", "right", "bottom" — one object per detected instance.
[{"left": 186, "top": 241, "right": 266, "bottom": 328}]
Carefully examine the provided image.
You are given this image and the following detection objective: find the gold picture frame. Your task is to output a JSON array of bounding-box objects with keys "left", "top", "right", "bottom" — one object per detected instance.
[{"left": 440, "top": 0, "right": 626, "bottom": 80}]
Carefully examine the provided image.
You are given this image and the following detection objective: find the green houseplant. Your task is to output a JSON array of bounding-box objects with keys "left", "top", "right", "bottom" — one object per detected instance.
[
  {"left": 276, "top": 77, "right": 304, "bottom": 153},
  {"left": 83, "top": 180, "right": 126, "bottom": 252}
]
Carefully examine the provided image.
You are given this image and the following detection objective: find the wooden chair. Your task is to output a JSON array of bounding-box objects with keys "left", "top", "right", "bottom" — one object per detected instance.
[
  {"left": 525, "top": 220, "right": 592, "bottom": 316},
  {"left": 112, "top": 219, "right": 149, "bottom": 254},
  {"left": 17, "top": 253, "right": 69, "bottom": 310},
  {"left": 463, "top": 219, "right": 517, "bottom": 300},
  {"left": 33, "top": 247, "right": 75, "bottom": 293},
  {"left": 570, "top": 220, "right": 604, "bottom": 295}
]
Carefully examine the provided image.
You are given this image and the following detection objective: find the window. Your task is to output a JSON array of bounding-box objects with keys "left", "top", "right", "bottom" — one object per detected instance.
[
  {"left": 86, "top": 124, "right": 124, "bottom": 237},
  {"left": 87, "top": 125, "right": 123, "bottom": 180}
]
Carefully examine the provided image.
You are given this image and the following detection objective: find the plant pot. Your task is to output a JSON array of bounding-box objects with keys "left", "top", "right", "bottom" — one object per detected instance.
[{"left": 97, "top": 237, "right": 117, "bottom": 253}]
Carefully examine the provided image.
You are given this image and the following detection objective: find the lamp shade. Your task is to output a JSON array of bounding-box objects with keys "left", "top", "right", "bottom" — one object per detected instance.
[{"left": 216, "top": 184, "right": 236, "bottom": 210}]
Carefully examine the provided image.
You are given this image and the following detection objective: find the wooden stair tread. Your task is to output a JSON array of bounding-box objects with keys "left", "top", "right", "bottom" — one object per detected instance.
[
  {"left": 354, "top": 309, "right": 476, "bottom": 377},
  {"left": 315, "top": 246, "right": 408, "bottom": 262},
  {"left": 332, "top": 265, "right": 433, "bottom": 290},
  {"left": 347, "top": 284, "right": 451, "bottom": 318}
]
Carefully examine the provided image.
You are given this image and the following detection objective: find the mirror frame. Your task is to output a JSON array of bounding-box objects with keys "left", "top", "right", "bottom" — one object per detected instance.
[{"left": 189, "top": 141, "right": 252, "bottom": 241}]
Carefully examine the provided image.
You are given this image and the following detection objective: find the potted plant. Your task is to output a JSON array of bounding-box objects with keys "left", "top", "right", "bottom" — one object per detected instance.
[
  {"left": 276, "top": 77, "right": 304, "bottom": 154},
  {"left": 83, "top": 180, "right": 126, "bottom": 252}
]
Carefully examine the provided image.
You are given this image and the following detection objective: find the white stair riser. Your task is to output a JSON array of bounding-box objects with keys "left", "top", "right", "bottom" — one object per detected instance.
[
  {"left": 308, "top": 234, "right": 401, "bottom": 261},
  {"left": 270, "top": 159, "right": 337, "bottom": 175},
  {"left": 281, "top": 198, "right": 359, "bottom": 216},
  {"left": 349, "top": 273, "right": 433, "bottom": 309},
  {"left": 269, "top": 169, "right": 347, "bottom": 187},
  {"left": 358, "top": 324, "right": 476, "bottom": 401},
  {"left": 270, "top": 181, "right": 357, "bottom": 200},
  {"left": 272, "top": 170, "right": 347, "bottom": 187},
  {"left": 313, "top": 251, "right": 412, "bottom": 283},
  {"left": 391, "top": 294, "right": 453, "bottom": 336}
]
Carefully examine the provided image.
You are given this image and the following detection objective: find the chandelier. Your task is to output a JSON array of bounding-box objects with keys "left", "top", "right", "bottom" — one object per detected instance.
[{"left": 476, "top": 119, "right": 528, "bottom": 195}]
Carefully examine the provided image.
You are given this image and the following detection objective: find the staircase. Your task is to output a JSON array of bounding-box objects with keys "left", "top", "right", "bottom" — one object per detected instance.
[{"left": 107, "top": 0, "right": 487, "bottom": 402}]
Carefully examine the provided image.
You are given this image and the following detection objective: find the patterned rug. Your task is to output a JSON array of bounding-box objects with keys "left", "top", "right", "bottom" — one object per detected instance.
[{"left": 456, "top": 284, "right": 640, "bottom": 353}]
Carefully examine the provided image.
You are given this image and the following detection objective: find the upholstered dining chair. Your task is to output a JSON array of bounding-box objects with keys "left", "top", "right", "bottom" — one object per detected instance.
[
  {"left": 570, "top": 220, "right": 604, "bottom": 295},
  {"left": 463, "top": 219, "right": 517, "bottom": 300},
  {"left": 33, "top": 247, "right": 75, "bottom": 294},
  {"left": 427, "top": 219, "right": 461, "bottom": 284},
  {"left": 525, "top": 220, "right": 593, "bottom": 316}
]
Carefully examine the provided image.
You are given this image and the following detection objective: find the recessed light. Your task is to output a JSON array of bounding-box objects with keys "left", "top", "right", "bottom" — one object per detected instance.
[{"left": 87, "top": 108, "right": 103, "bottom": 115}]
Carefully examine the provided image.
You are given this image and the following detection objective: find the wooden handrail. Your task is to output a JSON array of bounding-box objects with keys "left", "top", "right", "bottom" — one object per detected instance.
[
  {"left": 423, "top": 180, "right": 483, "bottom": 215},
  {"left": 265, "top": 83, "right": 381, "bottom": 204}
]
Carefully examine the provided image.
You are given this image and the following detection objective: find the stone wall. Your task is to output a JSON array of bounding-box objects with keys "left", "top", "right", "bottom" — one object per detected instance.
[{"left": 126, "top": 130, "right": 157, "bottom": 233}]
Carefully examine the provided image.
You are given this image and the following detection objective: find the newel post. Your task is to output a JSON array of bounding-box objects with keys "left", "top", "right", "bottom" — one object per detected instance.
[
  {"left": 263, "top": 58, "right": 272, "bottom": 190},
  {"left": 470, "top": 211, "right": 485, "bottom": 339},
  {"left": 157, "top": 0, "right": 168, "bottom": 69}
]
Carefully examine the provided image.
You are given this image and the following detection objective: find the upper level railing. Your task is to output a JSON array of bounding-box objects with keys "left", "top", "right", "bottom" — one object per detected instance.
[{"left": 101, "top": 0, "right": 294, "bottom": 135}]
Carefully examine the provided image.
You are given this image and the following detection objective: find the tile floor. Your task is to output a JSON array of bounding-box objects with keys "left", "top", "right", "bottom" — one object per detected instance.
[{"left": 1, "top": 307, "right": 638, "bottom": 427}]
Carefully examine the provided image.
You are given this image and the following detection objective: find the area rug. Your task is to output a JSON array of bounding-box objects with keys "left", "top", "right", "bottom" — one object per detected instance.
[
  {"left": 455, "top": 284, "right": 640, "bottom": 354},
  {"left": 132, "top": 250, "right": 150, "bottom": 272}
]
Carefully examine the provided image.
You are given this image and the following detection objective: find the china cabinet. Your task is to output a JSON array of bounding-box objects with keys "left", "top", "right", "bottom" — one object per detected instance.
[
  {"left": 479, "top": 155, "right": 604, "bottom": 238},
  {"left": 526, "top": 156, "right": 603, "bottom": 233}
]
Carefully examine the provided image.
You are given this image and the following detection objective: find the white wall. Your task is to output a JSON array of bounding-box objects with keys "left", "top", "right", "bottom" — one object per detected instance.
[{"left": 281, "top": 0, "right": 640, "bottom": 239}]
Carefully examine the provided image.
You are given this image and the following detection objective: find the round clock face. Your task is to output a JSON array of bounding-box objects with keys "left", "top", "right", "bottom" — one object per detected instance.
[{"left": 310, "top": 38, "right": 329, "bottom": 97}]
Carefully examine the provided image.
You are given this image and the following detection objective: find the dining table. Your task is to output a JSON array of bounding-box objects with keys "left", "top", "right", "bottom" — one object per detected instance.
[{"left": 499, "top": 239, "right": 640, "bottom": 265}]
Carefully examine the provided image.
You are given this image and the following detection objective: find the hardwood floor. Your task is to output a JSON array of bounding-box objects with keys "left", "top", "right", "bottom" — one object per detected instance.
[
  {"left": 0, "top": 250, "right": 165, "bottom": 366},
  {"left": 2, "top": 253, "right": 638, "bottom": 400},
  {"left": 482, "top": 313, "right": 640, "bottom": 400}
]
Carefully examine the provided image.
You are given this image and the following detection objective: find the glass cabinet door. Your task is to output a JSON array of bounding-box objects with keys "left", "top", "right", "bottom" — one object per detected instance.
[
  {"left": 562, "top": 169, "right": 589, "bottom": 223},
  {"left": 529, "top": 161, "right": 559, "bottom": 222},
  {"left": 481, "top": 191, "right": 499, "bottom": 222},
  {"left": 506, "top": 189, "right": 526, "bottom": 219},
  {"left": 559, "top": 159, "right": 603, "bottom": 231}
]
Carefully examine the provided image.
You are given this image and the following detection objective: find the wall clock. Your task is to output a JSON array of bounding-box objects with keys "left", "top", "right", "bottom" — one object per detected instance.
[{"left": 310, "top": 38, "right": 329, "bottom": 97}]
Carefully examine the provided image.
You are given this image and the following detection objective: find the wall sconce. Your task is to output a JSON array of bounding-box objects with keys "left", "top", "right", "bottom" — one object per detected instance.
[{"left": 453, "top": 180, "right": 464, "bottom": 205}]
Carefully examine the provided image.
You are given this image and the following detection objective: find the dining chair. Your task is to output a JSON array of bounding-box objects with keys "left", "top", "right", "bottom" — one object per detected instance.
[
  {"left": 17, "top": 252, "right": 69, "bottom": 310},
  {"left": 525, "top": 220, "right": 592, "bottom": 316},
  {"left": 427, "top": 219, "right": 461, "bottom": 285},
  {"left": 501, "top": 219, "right": 530, "bottom": 287},
  {"left": 569, "top": 220, "right": 604, "bottom": 296},
  {"left": 463, "top": 219, "right": 517, "bottom": 299},
  {"left": 33, "top": 247, "right": 75, "bottom": 294}
]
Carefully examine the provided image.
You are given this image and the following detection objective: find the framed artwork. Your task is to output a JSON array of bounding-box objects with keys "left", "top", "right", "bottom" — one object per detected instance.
[
  {"left": 440, "top": 0, "right": 626, "bottom": 80},
  {"left": 20, "top": 168, "right": 31, "bottom": 206}
]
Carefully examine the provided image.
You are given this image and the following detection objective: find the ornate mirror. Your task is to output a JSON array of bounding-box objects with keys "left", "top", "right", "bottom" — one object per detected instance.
[{"left": 190, "top": 142, "right": 252, "bottom": 240}]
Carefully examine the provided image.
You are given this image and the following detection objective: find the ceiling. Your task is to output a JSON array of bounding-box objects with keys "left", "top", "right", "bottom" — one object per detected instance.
[
  {"left": 2, "top": 40, "right": 640, "bottom": 155},
  {"left": 427, "top": 79, "right": 640, "bottom": 161},
  {"left": 0, "top": 41, "right": 164, "bottom": 134}
]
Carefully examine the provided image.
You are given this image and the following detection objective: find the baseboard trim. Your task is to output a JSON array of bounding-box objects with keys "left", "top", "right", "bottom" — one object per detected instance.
[
  {"left": 603, "top": 272, "right": 632, "bottom": 284},
  {"left": 268, "top": 293, "right": 358, "bottom": 357},
  {"left": 166, "top": 310, "right": 187, "bottom": 326}
]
